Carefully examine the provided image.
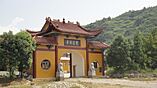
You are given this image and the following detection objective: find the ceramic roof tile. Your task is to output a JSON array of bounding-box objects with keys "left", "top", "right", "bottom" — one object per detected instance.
[
  {"left": 27, "top": 17, "right": 102, "bottom": 36},
  {"left": 34, "top": 37, "right": 56, "bottom": 45},
  {"left": 50, "top": 21, "right": 102, "bottom": 36},
  {"left": 88, "top": 41, "right": 110, "bottom": 49}
]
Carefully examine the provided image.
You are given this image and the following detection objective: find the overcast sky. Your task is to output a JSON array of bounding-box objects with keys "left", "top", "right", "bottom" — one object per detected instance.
[{"left": 0, "top": 0, "right": 157, "bottom": 34}]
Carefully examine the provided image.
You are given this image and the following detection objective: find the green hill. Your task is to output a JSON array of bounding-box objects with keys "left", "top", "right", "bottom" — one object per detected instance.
[{"left": 86, "top": 6, "right": 157, "bottom": 44}]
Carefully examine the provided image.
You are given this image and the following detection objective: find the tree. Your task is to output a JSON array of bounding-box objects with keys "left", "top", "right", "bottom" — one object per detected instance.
[
  {"left": 131, "top": 32, "right": 147, "bottom": 70},
  {"left": 107, "top": 35, "right": 132, "bottom": 73},
  {"left": 0, "top": 31, "right": 19, "bottom": 79},
  {"left": 15, "top": 31, "right": 36, "bottom": 78},
  {"left": 150, "top": 29, "right": 157, "bottom": 69},
  {"left": 0, "top": 37, "right": 5, "bottom": 70},
  {"left": 144, "top": 29, "right": 157, "bottom": 69},
  {"left": 0, "top": 31, "right": 36, "bottom": 79}
]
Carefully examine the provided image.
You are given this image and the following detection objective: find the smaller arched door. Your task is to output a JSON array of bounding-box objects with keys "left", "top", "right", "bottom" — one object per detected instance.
[{"left": 72, "top": 52, "right": 84, "bottom": 77}]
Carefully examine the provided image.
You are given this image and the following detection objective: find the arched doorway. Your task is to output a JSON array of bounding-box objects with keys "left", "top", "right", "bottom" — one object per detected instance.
[
  {"left": 60, "top": 52, "right": 84, "bottom": 78},
  {"left": 72, "top": 52, "right": 84, "bottom": 77}
]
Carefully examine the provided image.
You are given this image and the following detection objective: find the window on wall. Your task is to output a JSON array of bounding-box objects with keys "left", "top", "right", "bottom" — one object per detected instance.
[
  {"left": 41, "top": 60, "right": 51, "bottom": 70},
  {"left": 64, "top": 39, "right": 80, "bottom": 46}
]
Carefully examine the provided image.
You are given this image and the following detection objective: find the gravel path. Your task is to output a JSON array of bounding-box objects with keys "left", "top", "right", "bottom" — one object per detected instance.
[
  {"left": 33, "top": 81, "right": 86, "bottom": 88},
  {"left": 4, "top": 78, "right": 157, "bottom": 88},
  {"left": 65, "top": 78, "right": 157, "bottom": 88},
  {"left": 31, "top": 78, "right": 157, "bottom": 88}
]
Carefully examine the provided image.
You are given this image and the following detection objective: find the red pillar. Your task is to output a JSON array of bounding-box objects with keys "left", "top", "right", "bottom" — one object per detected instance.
[
  {"left": 55, "top": 36, "right": 58, "bottom": 77},
  {"left": 33, "top": 51, "right": 36, "bottom": 78},
  {"left": 102, "top": 49, "right": 105, "bottom": 76},
  {"left": 86, "top": 39, "right": 89, "bottom": 76}
]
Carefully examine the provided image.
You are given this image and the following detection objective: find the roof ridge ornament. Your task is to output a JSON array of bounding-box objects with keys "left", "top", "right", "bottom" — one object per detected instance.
[
  {"left": 63, "top": 18, "right": 65, "bottom": 23},
  {"left": 53, "top": 19, "right": 60, "bottom": 22},
  {"left": 76, "top": 21, "right": 80, "bottom": 26},
  {"left": 68, "top": 21, "right": 74, "bottom": 24},
  {"left": 46, "top": 17, "right": 51, "bottom": 22}
]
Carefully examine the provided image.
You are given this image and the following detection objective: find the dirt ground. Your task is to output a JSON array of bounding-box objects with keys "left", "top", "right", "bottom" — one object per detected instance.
[
  {"left": 65, "top": 78, "right": 157, "bottom": 88},
  {"left": 1, "top": 78, "right": 157, "bottom": 88}
]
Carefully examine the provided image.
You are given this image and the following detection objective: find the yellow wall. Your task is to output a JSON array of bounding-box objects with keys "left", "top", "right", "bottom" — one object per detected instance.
[
  {"left": 89, "top": 52, "right": 103, "bottom": 76},
  {"left": 57, "top": 35, "right": 86, "bottom": 48},
  {"left": 35, "top": 50, "right": 55, "bottom": 78}
]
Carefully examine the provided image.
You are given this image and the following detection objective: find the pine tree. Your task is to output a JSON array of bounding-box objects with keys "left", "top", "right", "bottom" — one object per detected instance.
[
  {"left": 107, "top": 35, "right": 132, "bottom": 73},
  {"left": 150, "top": 30, "right": 157, "bottom": 69},
  {"left": 131, "top": 32, "right": 147, "bottom": 70},
  {"left": 145, "top": 29, "right": 157, "bottom": 69}
]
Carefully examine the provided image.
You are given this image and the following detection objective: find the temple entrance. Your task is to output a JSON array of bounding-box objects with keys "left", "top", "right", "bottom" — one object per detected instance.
[
  {"left": 60, "top": 53, "right": 70, "bottom": 78},
  {"left": 60, "top": 52, "right": 84, "bottom": 78}
]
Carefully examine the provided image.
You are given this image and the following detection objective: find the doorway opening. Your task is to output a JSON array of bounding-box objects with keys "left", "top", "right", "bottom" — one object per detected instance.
[
  {"left": 60, "top": 52, "right": 84, "bottom": 78},
  {"left": 60, "top": 53, "right": 70, "bottom": 78}
]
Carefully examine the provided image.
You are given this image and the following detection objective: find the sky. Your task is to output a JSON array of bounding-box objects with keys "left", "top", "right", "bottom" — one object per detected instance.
[{"left": 0, "top": 0, "right": 157, "bottom": 34}]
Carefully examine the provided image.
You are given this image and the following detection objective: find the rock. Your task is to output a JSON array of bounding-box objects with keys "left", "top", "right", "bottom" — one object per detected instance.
[
  {"left": 31, "top": 82, "right": 35, "bottom": 85},
  {"left": 111, "top": 73, "right": 123, "bottom": 78},
  {"left": 27, "top": 75, "right": 33, "bottom": 81},
  {"left": 124, "top": 77, "right": 128, "bottom": 79},
  {"left": 153, "top": 74, "right": 157, "bottom": 77}
]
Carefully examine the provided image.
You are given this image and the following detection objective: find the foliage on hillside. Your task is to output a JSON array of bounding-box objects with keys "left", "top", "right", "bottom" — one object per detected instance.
[
  {"left": 86, "top": 6, "right": 157, "bottom": 44},
  {"left": 106, "top": 30, "right": 157, "bottom": 75}
]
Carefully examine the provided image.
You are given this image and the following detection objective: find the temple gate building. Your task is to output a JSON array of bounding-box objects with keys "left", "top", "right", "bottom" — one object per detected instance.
[{"left": 27, "top": 17, "right": 109, "bottom": 78}]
